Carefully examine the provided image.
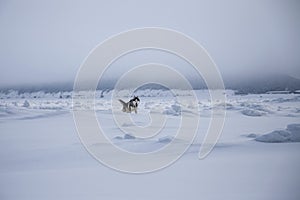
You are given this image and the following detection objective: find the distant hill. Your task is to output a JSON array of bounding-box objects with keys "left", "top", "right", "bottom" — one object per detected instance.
[
  {"left": 224, "top": 74, "right": 300, "bottom": 94},
  {"left": 1, "top": 73, "right": 299, "bottom": 94}
]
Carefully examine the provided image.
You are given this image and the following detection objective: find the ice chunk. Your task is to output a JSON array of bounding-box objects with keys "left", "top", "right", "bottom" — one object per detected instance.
[
  {"left": 23, "top": 100, "right": 30, "bottom": 108},
  {"left": 158, "top": 136, "right": 174, "bottom": 143},
  {"left": 124, "top": 133, "right": 135, "bottom": 140},
  {"left": 255, "top": 130, "right": 291, "bottom": 143},
  {"left": 163, "top": 104, "right": 181, "bottom": 116},
  {"left": 286, "top": 124, "right": 300, "bottom": 142},
  {"left": 247, "top": 133, "right": 257, "bottom": 138},
  {"left": 241, "top": 109, "right": 264, "bottom": 117},
  {"left": 113, "top": 136, "right": 123, "bottom": 140},
  {"left": 286, "top": 124, "right": 300, "bottom": 133},
  {"left": 255, "top": 124, "right": 300, "bottom": 143}
]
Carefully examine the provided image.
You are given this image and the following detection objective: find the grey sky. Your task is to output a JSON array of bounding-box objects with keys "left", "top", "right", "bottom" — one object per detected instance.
[{"left": 0, "top": 0, "right": 299, "bottom": 87}]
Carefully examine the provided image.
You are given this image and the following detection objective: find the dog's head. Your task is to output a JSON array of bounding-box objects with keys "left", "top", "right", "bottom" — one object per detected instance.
[
  {"left": 134, "top": 96, "right": 140, "bottom": 102},
  {"left": 133, "top": 96, "right": 140, "bottom": 106}
]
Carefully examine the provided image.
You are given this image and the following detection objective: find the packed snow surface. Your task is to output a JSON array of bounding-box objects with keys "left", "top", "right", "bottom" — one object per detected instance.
[{"left": 0, "top": 89, "right": 300, "bottom": 200}]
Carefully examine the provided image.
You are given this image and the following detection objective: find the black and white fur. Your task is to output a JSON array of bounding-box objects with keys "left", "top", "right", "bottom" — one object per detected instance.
[{"left": 118, "top": 96, "right": 140, "bottom": 114}]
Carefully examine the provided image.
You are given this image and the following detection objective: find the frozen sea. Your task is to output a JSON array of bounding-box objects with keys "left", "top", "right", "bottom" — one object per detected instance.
[{"left": 0, "top": 89, "right": 300, "bottom": 200}]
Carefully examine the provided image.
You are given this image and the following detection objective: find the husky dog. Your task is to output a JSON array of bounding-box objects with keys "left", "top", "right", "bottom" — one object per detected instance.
[{"left": 118, "top": 96, "right": 140, "bottom": 114}]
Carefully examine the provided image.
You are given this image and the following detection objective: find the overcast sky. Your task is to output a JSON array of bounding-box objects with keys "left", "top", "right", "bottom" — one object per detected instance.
[{"left": 0, "top": 0, "right": 299, "bottom": 87}]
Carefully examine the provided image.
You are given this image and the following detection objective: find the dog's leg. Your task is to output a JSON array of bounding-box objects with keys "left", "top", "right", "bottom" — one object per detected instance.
[{"left": 128, "top": 105, "right": 131, "bottom": 113}]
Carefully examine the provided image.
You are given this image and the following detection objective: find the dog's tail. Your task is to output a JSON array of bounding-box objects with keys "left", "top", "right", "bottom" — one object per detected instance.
[
  {"left": 118, "top": 99, "right": 127, "bottom": 112},
  {"left": 118, "top": 99, "right": 126, "bottom": 106}
]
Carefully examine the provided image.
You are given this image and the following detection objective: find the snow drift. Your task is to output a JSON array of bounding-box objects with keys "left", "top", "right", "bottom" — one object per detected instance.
[{"left": 255, "top": 124, "right": 300, "bottom": 143}]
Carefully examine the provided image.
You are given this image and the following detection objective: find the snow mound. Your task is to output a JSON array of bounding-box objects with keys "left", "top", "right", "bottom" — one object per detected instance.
[
  {"left": 123, "top": 134, "right": 136, "bottom": 140},
  {"left": 163, "top": 104, "right": 181, "bottom": 116},
  {"left": 113, "top": 133, "right": 136, "bottom": 140},
  {"left": 157, "top": 136, "right": 184, "bottom": 144},
  {"left": 239, "top": 102, "right": 273, "bottom": 116},
  {"left": 286, "top": 124, "right": 300, "bottom": 142},
  {"left": 158, "top": 136, "right": 174, "bottom": 143},
  {"left": 255, "top": 124, "right": 300, "bottom": 143},
  {"left": 113, "top": 136, "right": 123, "bottom": 140},
  {"left": 286, "top": 123, "right": 300, "bottom": 132},
  {"left": 241, "top": 109, "right": 265, "bottom": 117},
  {"left": 23, "top": 100, "right": 30, "bottom": 108},
  {"left": 255, "top": 130, "right": 291, "bottom": 143},
  {"left": 247, "top": 133, "right": 257, "bottom": 138},
  {"left": 271, "top": 96, "right": 300, "bottom": 103}
]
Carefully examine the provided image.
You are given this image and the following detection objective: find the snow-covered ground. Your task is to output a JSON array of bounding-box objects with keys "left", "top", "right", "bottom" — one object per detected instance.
[{"left": 0, "top": 90, "right": 300, "bottom": 200}]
